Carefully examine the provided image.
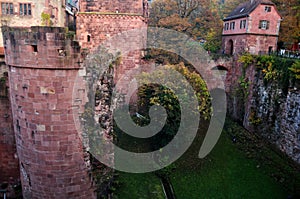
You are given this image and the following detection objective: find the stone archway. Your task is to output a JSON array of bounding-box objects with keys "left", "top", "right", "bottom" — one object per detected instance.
[{"left": 211, "top": 65, "right": 228, "bottom": 82}]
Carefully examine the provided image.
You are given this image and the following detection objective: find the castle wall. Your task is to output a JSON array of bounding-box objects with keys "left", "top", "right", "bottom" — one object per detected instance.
[
  {"left": 2, "top": 27, "right": 95, "bottom": 199},
  {"left": 79, "top": 0, "right": 145, "bottom": 15},
  {"left": 76, "top": 13, "right": 148, "bottom": 93},
  {"left": 0, "top": 64, "right": 19, "bottom": 186},
  {"left": 226, "top": 59, "right": 300, "bottom": 164}
]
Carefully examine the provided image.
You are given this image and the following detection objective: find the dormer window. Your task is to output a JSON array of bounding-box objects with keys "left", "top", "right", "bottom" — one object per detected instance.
[{"left": 265, "top": 6, "right": 271, "bottom": 12}]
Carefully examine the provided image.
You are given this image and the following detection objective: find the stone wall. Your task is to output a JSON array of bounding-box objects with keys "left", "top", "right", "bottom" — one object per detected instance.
[
  {"left": 0, "top": 64, "right": 19, "bottom": 188},
  {"left": 222, "top": 34, "right": 278, "bottom": 55},
  {"left": 226, "top": 59, "right": 300, "bottom": 164},
  {"left": 76, "top": 13, "right": 148, "bottom": 93},
  {"left": 2, "top": 27, "right": 95, "bottom": 199},
  {"left": 79, "top": 0, "right": 147, "bottom": 15}
]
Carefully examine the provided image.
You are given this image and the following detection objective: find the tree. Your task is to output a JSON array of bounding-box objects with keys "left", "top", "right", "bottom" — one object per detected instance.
[
  {"left": 149, "top": 0, "right": 227, "bottom": 54},
  {"left": 272, "top": 0, "right": 300, "bottom": 46},
  {"left": 136, "top": 63, "right": 211, "bottom": 149}
]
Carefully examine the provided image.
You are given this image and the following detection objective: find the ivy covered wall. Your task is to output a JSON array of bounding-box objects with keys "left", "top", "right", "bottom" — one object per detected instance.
[{"left": 227, "top": 55, "right": 300, "bottom": 164}]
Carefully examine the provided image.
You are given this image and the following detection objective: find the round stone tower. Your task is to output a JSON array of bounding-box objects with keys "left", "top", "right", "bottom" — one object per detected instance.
[{"left": 2, "top": 26, "right": 95, "bottom": 198}]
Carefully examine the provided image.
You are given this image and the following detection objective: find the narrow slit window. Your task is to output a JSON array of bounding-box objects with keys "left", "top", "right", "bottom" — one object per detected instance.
[{"left": 87, "top": 35, "right": 91, "bottom": 42}]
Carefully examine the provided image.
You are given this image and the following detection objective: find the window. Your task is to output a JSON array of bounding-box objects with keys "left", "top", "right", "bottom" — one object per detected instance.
[
  {"left": 240, "top": 20, "right": 246, "bottom": 29},
  {"left": 259, "top": 20, "right": 270, "bottom": 30},
  {"left": 265, "top": 6, "right": 271, "bottom": 12},
  {"left": 1, "top": 2, "right": 13, "bottom": 15},
  {"left": 19, "top": 3, "right": 31, "bottom": 16},
  {"left": 230, "top": 22, "right": 235, "bottom": 30},
  {"left": 31, "top": 45, "right": 38, "bottom": 52},
  {"left": 224, "top": 23, "right": 229, "bottom": 31}
]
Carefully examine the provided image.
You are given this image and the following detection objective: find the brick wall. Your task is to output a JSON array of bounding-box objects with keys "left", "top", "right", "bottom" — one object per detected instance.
[{"left": 3, "top": 27, "right": 95, "bottom": 199}]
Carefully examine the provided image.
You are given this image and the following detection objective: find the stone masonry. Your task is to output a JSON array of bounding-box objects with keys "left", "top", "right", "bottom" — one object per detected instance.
[
  {"left": 0, "top": 66, "right": 19, "bottom": 188},
  {"left": 2, "top": 26, "right": 95, "bottom": 198}
]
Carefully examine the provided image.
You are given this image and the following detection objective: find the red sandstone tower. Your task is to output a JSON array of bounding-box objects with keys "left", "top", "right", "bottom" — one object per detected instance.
[
  {"left": 2, "top": 0, "right": 148, "bottom": 198},
  {"left": 3, "top": 27, "right": 95, "bottom": 198}
]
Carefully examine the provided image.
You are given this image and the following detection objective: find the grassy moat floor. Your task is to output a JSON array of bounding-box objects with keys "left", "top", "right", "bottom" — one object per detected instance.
[{"left": 113, "top": 119, "right": 300, "bottom": 199}]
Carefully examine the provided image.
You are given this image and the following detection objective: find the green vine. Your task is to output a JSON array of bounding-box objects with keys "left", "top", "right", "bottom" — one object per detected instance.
[
  {"left": 238, "top": 53, "right": 256, "bottom": 69},
  {"left": 289, "top": 60, "right": 300, "bottom": 80},
  {"left": 257, "top": 55, "right": 279, "bottom": 82},
  {"left": 238, "top": 76, "right": 250, "bottom": 99},
  {"left": 41, "top": 12, "right": 53, "bottom": 26}
]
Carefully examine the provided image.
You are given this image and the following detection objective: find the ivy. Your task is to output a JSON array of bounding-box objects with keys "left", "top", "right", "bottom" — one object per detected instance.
[
  {"left": 289, "top": 60, "right": 300, "bottom": 80},
  {"left": 41, "top": 12, "right": 53, "bottom": 26},
  {"left": 238, "top": 53, "right": 256, "bottom": 69}
]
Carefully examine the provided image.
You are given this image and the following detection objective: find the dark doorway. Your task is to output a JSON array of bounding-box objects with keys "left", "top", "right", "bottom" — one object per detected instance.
[
  {"left": 268, "top": 46, "right": 273, "bottom": 55},
  {"left": 228, "top": 39, "right": 234, "bottom": 55}
]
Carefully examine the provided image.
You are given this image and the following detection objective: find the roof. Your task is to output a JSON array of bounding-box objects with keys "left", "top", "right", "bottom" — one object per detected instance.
[{"left": 223, "top": 0, "right": 275, "bottom": 21}]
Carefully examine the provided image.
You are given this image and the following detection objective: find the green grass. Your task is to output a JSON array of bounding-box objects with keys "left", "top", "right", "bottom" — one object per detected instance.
[
  {"left": 170, "top": 130, "right": 288, "bottom": 199},
  {"left": 113, "top": 119, "right": 299, "bottom": 199},
  {"left": 113, "top": 172, "right": 165, "bottom": 199}
]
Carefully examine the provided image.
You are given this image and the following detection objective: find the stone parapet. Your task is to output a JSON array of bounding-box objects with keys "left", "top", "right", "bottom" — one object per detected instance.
[{"left": 2, "top": 27, "right": 81, "bottom": 69}]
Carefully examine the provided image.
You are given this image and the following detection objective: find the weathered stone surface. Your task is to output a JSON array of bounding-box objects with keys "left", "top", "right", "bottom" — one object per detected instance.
[
  {"left": 227, "top": 61, "right": 300, "bottom": 164},
  {"left": 0, "top": 65, "right": 19, "bottom": 189},
  {"left": 4, "top": 27, "right": 95, "bottom": 199},
  {"left": 79, "top": 0, "right": 148, "bottom": 16}
]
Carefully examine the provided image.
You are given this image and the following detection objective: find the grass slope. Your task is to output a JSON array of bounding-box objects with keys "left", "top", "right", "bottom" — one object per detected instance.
[{"left": 113, "top": 119, "right": 299, "bottom": 199}]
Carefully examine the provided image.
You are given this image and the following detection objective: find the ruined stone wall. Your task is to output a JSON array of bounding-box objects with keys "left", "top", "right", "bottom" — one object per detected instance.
[
  {"left": 76, "top": 13, "right": 148, "bottom": 93},
  {"left": 227, "top": 60, "right": 300, "bottom": 164},
  {"left": 79, "top": 0, "right": 147, "bottom": 15},
  {"left": 2, "top": 27, "right": 95, "bottom": 199}
]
